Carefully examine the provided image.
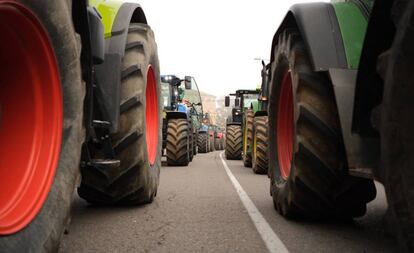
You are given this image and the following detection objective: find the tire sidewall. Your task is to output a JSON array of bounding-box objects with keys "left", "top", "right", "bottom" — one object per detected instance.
[
  {"left": 144, "top": 33, "right": 162, "bottom": 197},
  {"left": 0, "top": 0, "right": 85, "bottom": 251},
  {"left": 269, "top": 43, "right": 292, "bottom": 192}
]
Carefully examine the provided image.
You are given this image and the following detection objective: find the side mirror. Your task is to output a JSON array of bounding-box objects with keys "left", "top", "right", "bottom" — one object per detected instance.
[
  {"left": 235, "top": 98, "right": 240, "bottom": 107},
  {"left": 184, "top": 76, "right": 192, "bottom": 90},
  {"left": 225, "top": 96, "right": 230, "bottom": 107}
]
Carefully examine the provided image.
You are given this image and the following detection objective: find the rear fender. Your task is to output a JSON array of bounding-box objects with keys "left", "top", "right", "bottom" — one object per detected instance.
[
  {"left": 166, "top": 111, "right": 188, "bottom": 121},
  {"left": 250, "top": 101, "right": 259, "bottom": 113},
  {"left": 90, "top": 1, "right": 148, "bottom": 133},
  {"left": 254, "top": 110, "right": 267, "bottom": 117},
  {"left": 226, "top": 122, "right": 242, "bottom": 127},
  {"left": 270, "top": 2, "right": 347, "bottom": 71}
]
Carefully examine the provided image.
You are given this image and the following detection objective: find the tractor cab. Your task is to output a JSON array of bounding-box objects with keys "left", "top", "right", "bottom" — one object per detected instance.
[{"left": 224, "top": 89, "right": 259, "bottom": 124}]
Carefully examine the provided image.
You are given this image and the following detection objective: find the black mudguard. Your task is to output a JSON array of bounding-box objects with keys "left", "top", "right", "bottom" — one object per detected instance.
[
  {"left": 353, "top": 0, "right": 394, "bottom": 135},
  {"left": 166, "top": 111, "right": 188, "bottom": 121},
  {"left": 226, "top": 122, "right": 242, "bottom": 127},
  {"left": 270, "top": 2, "right": 347, "bottom": 71},
  {"left": 94, "top": 3, "right": 148, "bottom": 133},
  {"left": 254, "top": 110, "right": 267, "bottom": 117},
  {"left": 329, "top": 69, "right": 379, "bottom": 178}
]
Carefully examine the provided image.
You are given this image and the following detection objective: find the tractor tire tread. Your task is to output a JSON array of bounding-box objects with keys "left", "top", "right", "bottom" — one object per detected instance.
[
  {"left": 225, "top": 125, "right": 243, "bottom": 160},
  {"left": 166, "top": 119, "right": 190, "bottom": 166},
  {"left": 252, "top": 116, "right": 268, "bottom": 174}
]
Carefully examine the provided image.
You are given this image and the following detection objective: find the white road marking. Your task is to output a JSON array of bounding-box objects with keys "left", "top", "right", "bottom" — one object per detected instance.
[{"left": 219, "top": 152, "right": 289, "bottom": 253}]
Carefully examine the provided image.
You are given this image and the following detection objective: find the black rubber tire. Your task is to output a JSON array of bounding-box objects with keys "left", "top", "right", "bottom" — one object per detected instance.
[
  {"left": 225, "top": 125, "right": 243, "bottom": 160},
  {"left": 166, "top": 119, "right": 190, "bottom": 166},
  {"left": 0, "top": 1, "right": 84, "bottom": 251},
  {"left": 193, "top": 132, "right": 198, "bottom": 156},
  {"left": 378, "top": 1, "right": 414, "bottom": 251},
  {"left": 268, "top": 29, "right": 376, "bottom": 219},
  {"left": 189, "top": 124, "right": 194, "bottom": 162},
  {"left": 252, "top": 116, "right": 269, "bottom": 174},
  {"left": 197, "top": 132, "right": 209, "bottom": 153},
  {"left": 78, "top": 23, "right": 161, "bottom": 204},
  {"left": 209, "top": 134, "right": 215, "bottom": 152},
  {"left": 214, "top": 138, "right": 222, "bottom": 150},
  {"left": 243, "top": 109, "right": 254, "bottom": 167}
]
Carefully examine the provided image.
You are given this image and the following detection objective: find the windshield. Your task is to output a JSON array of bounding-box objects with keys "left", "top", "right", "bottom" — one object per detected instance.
[
  {"left": 243, "top": 93, "right": 259, "bottom": 108},
  {"left": 182, "top": 77, "right": 203, "bottom": 116},
  {"left": 161, "top": 81, "right": 170, "bottom": 108}
]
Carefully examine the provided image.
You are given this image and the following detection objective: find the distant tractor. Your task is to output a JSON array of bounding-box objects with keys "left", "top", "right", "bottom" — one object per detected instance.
[
  {"left": 213, "top": 126, "right": 225, "bottom": 150},
  {"left": 197, "top": 123, "right": 210, "bottom": 153},
  {"left": 266, "top": 0, "right": 414, "bottom": 250},
  {"left": 0, "top": 1, "right": 161, "bottom": 251},
  {"left": 250, "top": 61, "right": 271, "bottom": 174},
  {"left": 207, "top": 124, "right": 225, "bottom": 152},
  {"left": 198, "top": 113, "right": 213, "bottom": 153},
  {"left": 224, "top": 90, "right": 259, "bottom": 160},
  {"left": 161, "top": 75, "right": 204, "bottom": 166}
]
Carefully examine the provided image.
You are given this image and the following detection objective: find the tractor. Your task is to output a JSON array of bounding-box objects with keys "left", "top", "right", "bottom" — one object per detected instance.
[
  {"left": 198, "top": 113, "right": 213, "bottom": 153},
  {"left": 197, "top": 123, "right": 210, "bottom": 153},
  {"left": 0, "top": 1, "right": 161, "bottom": 251},
  {"left": 224, "top": 90, "right": 259, "bottom": 161},
  {"left": 266, "top": 0, "right": 414, "bottom": 250},
  {"left": 248, "top": 61, "right": 271, "bottom": 174},
  {"left": 207, "top": 124, "right": 224, "bottom": 152},
  {"left": 213, "top": 125, "right": 225, "bottom": 151},
  {"left": 161, "top": 75, "right": 204, "bottom": 166}
]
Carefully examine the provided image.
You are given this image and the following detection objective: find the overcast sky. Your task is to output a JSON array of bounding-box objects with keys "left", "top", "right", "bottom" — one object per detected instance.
[{"left": 139, "top": 0, "right": 322, "bottom": 96}]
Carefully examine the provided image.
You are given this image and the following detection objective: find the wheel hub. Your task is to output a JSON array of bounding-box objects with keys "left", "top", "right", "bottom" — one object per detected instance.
[
  {"left": 145, "top": 66, "right": 158, "bottom": 166},
  {"left": 0, "top": 2, "right": 62, "bottom": 235}
]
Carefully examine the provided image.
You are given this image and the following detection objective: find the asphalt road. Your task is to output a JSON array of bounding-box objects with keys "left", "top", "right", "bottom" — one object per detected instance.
[{"left": 60, "top": 151, "right": 396, "bottom": 253}]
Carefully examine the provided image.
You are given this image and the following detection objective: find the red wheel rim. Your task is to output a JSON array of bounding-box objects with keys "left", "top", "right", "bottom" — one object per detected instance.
[
  {"left": 277, "top": 71, "right": 294, "bottom": 180},
  {"left": 145, "top": 66, "right": 158, "bottom": 165},
  {"left": 0, "top": 2, "right": 62, "bottom": 235}
]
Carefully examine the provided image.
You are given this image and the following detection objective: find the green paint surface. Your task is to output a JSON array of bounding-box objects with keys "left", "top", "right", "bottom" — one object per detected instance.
[
  {"left": 250, "top": 101, "right": 259, "bottom": 114},
  {"left": 89, "top": 0, "right": 124, "bottom": 38},
  {"left": 333, "top": 2, "right": 368, "bottom": 69}
]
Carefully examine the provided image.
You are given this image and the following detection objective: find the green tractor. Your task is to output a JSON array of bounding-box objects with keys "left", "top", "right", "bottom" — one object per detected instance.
[
  {"left": 224, "top": 90, "right": 259, "bottom": 160},
  {"left": 249, "top": 61, "right": 271, "bottom": 174},
  {"left": 0, "top": 1, "right": 161, "bottom": 251},
  {"left": 266, "top": 0, "right": 414, "bottom": 250},
  {"left": 161, "top": 75, "right": 204, "bottom": 166}
]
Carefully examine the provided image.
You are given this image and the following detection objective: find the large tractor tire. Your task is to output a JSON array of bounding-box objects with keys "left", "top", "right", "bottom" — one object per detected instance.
[
  {"left": 189, "top": 124, "right": 194, "bottom": 162},
  {"left": 0, "top": 1, "right": 84, "bottom": 251},
  {"left": 252, "top": 116, "right": 269, "bottom": 174},
  {"left": 214, "top": 138, "right": 222, "bottom": 150},
  {"left": 209, "top": 134, "right": 215, "bottom": 152},
  {"left": 193, "top": 132, "right": 198, "bottom": 156},
  {"left": 166, "top": 119, "right": 190, "bottom": 166},
  {"left": 243, "top": 109, "right": 254, "bottom": 167},
  {"left": 268, "top": 30, "right": 376, "bottom": 219},
  {"left": 78, "top": 23, "right": 161, "bottom": 204},
  {"left": 198, "top": 132, "right": 209, "bottom": 153},
  {"left": 378, "top": 2, "right": 414, "bottom": 250},
  {"left": 225, "top": 125, "right": 243, "bottom": 160}
]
